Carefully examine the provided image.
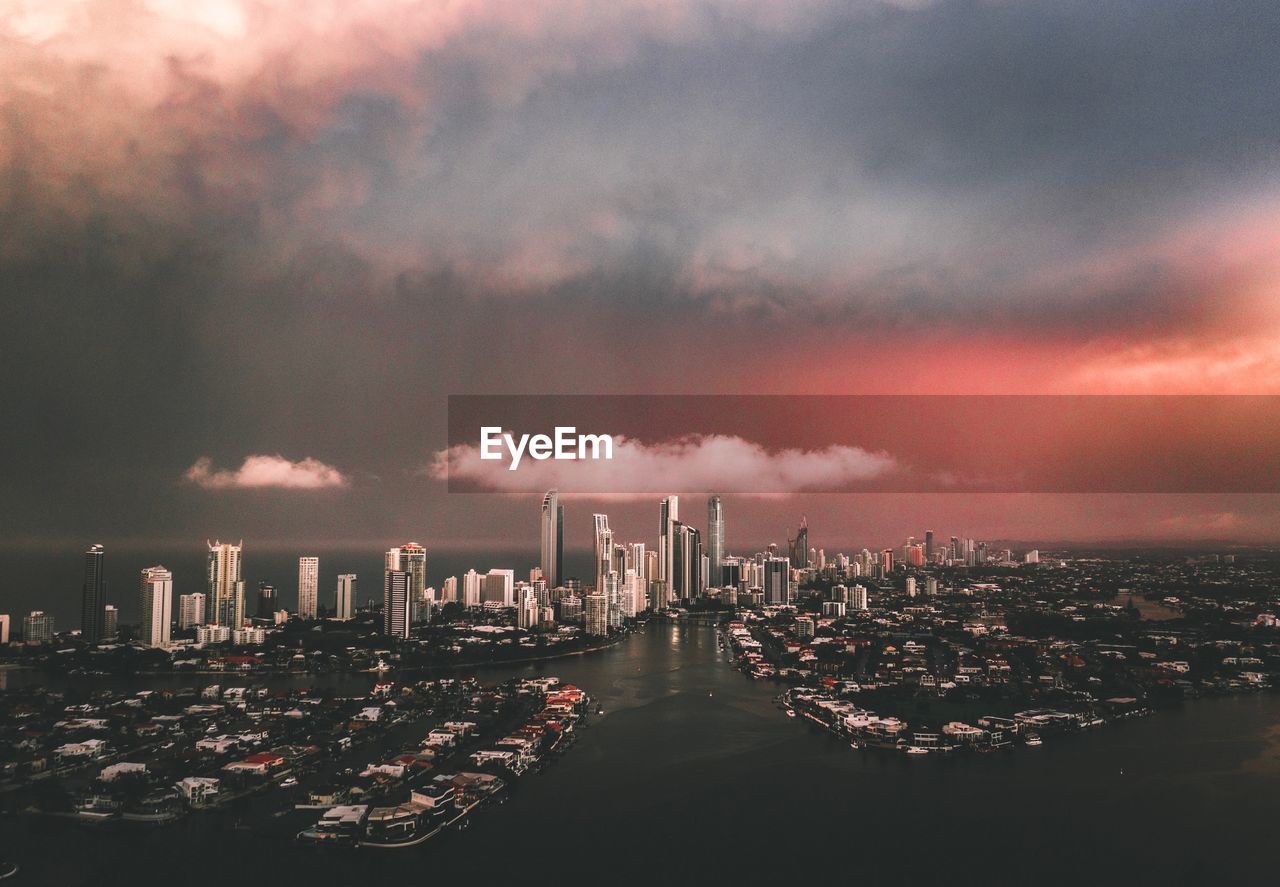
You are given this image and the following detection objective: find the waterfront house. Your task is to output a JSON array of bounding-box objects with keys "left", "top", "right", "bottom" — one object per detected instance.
[{"left": 224, "top": 752, "right": 285, "bottom": 775}]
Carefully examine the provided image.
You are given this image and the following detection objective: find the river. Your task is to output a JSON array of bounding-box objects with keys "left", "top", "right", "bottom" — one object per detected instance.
[{"left": 7, "top": 620, "right": 1280, "bottom": 885}]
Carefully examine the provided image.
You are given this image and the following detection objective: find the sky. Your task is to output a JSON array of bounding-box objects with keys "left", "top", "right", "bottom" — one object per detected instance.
[{"left": 3, "top": 0, "right": 1280, "bottom": 570}]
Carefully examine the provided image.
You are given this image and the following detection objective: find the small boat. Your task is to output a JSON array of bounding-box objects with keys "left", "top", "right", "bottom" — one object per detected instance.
[
  {"left": 905, "top": 746, "right": 930, "bottom": 756},
  {"left": 1024, "top": 733, "right": 1043, "bottom": 747},
  {"left": 785, "top": 710, "right": 796, "bottom": 718}
]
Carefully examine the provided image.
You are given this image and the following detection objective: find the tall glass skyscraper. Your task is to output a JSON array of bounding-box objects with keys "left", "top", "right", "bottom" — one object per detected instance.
[
  {"left": 788, "top": 517, "right": 809, "bottom": 569},
  {"left": 659, "top": 496, "right": 679, "bottom": 584},
  {"left": 541, "top": 490, "right": 563, "bottom": 589},
  {"left": 707, "top": 496, "right": 724, "bottom": 585},
  {"left": 81, "top": 543, "right": 105, "bottom": 643}
]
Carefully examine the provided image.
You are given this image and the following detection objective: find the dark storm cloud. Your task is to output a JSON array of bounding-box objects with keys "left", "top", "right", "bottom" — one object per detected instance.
[{"left": 1, "top": 0, "right": 1279, "bottom": 547}]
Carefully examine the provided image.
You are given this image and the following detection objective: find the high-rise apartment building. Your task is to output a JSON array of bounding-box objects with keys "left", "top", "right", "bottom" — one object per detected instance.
[
  {"left": 383, "top": 569, "right": 411, "bottom": 638},
  {"left": 207, "top": 540, "right": 244, "bottom": 627},
  {"left": 850, "top": 585, "right": 869, "bottom": 610},
  {"left": 440, "top": 575, "right": 458, "bottom": 605},
  {"left": 764, "top": 556, "right": 789, "bottom": 606},
  {"left": 81, "top": 543, "right": 106, "bottom": 643},
  {"left": 298, "top": 556, "right": 319, "bottom": 619},
  {"left": 386, "top": 543, "right": 427, "bottom": 621},
  {"left": 256, "top": 582, "right": 278, "bottom": 619},
  {"left": 336, "top": 574, "right": 357, "bottom": 620},
  {"left": 593, "top": 513, "right": 613, "bottom": 593},
  {"left": 179, "top": 592, "right": 206, "bottom": 630},
  {"left": 25, "top": 611, "right": 54, "bottom": 644},
  {"left": 517, "top": 586, "right": 539, "bottom": 629},
  {"left": 585, "top": 592, "right": 609, "bottom": 637},
  {"left": 482, "top": 569, "right": 515, "bottom": 607},
  {"left": 462, "top": 569, "right": 482, "bottom": 608},
  {"left": 622, "top": 569, "right": 641, "bottom": 618},
  {"left": 672, "top": 523, "right": 703, "bottom": 600},
  {"left": 139, "top": 565, "right": 173, "bottom": 648}
]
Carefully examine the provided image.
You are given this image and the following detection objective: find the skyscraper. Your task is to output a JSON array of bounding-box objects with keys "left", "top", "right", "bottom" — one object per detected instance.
[
  {"left": 482, "top": 569, "right": 515, "bottom": 607},
  {"left": 383, "top": 569, "right": 411, "bottom": 638},
  {"left": 0, "top": 614, "right": 9, "bottom": 645},
  {"left": 103, "top": 605, "right": 118, "bottom": 639},
  {"left": 207, "top": 540, "right": 244, "bottom": 627},
  {"left": 672, "top": 523, "right": 703, "bottom": 600},
  {"left": 298, "top": 556, "right": 319, "bottom": 619},
  {"left": 707, "top": 495, "right": 725, "bottom": 578},
  {"left": 25, "top": 611, "right": 54, "bottom": 644},
  {"left": 179, "top": 593, "right": 206, "bottom": 630},
  {"left": 787, "top": 518, "right": 809, "bottom": 569},
  {"left": 256, "top": 582, "right": 278, "bottom": 619},
  {"left": 541, "top": 490, "right": 563, "bottom": 590},
  {"left": 627, "top": 543, "right": 647, "bottom": 611},
  {"left": 139, "top": 565, "right": 173, "bottom": 648},
  {"left": 850, "top": 585, "right": 869, "bottom": 610},
  {"left": 604, "top": 570, "right": 622, "bottom": 628},
  {"left": 440, "top": 575, "right": 458, "bottom": 604},
  {"left": 622, "top": 568, "right": 641, "bottom": 618},
  {"left": 585, "top": 592, "right": 609, "bottom": 637},
  {"left": 659, "top": 496, "right": 679, "bottom": 584},
  {"left": 462, "top": 569, "right": 482, "bottom": 608},
  {"left": 924, "top": 530, "right": 935, "bottom": 560},
  {"left": 386, "top": 543, "right": 427, "bottom": 621},
  {"left": 81, "top": 543, "right": 106, "bottom": 643},
  {"left": 336, "top": 574, "right": 357, "bottom": 620},
  {"left": 593, "top": 513, "right": 613, "bottom": 593},
  {"left": 517, "top": 586, "right": 539, "bottom": 629},
  {"left": 764, "top": 556, "right": 789, "bottom": 606}
]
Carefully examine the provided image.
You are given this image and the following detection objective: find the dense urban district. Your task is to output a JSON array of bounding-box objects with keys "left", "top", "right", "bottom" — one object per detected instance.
[{"left": 3, "top": 493, "right": 1280, "bottom": 871}]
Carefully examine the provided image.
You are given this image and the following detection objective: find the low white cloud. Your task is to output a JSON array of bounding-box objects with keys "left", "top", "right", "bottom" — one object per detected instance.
[
  {"left": 430, "top": 434, "right": 896, "bottom": 494},
  {"left": 184, "top": 455, "right": 349, "bottom": 490}
]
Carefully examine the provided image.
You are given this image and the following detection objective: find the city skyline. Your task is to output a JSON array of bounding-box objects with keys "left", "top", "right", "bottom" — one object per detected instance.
[{"left": 8, "top": 488, "right": 1271, "bottom": 635}]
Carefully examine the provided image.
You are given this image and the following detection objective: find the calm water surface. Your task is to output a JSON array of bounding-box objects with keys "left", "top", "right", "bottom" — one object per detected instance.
[{"left": 8, "top": 621, "right": 1280, "bottom": 886}]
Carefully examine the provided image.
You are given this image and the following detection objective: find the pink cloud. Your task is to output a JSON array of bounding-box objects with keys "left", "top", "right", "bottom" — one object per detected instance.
[
  {"left": 184, "top": 454, "right": 349, "bottom": 490},
  {"left": 429, "top": 434, "right": 896, "bottom": 494}
]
